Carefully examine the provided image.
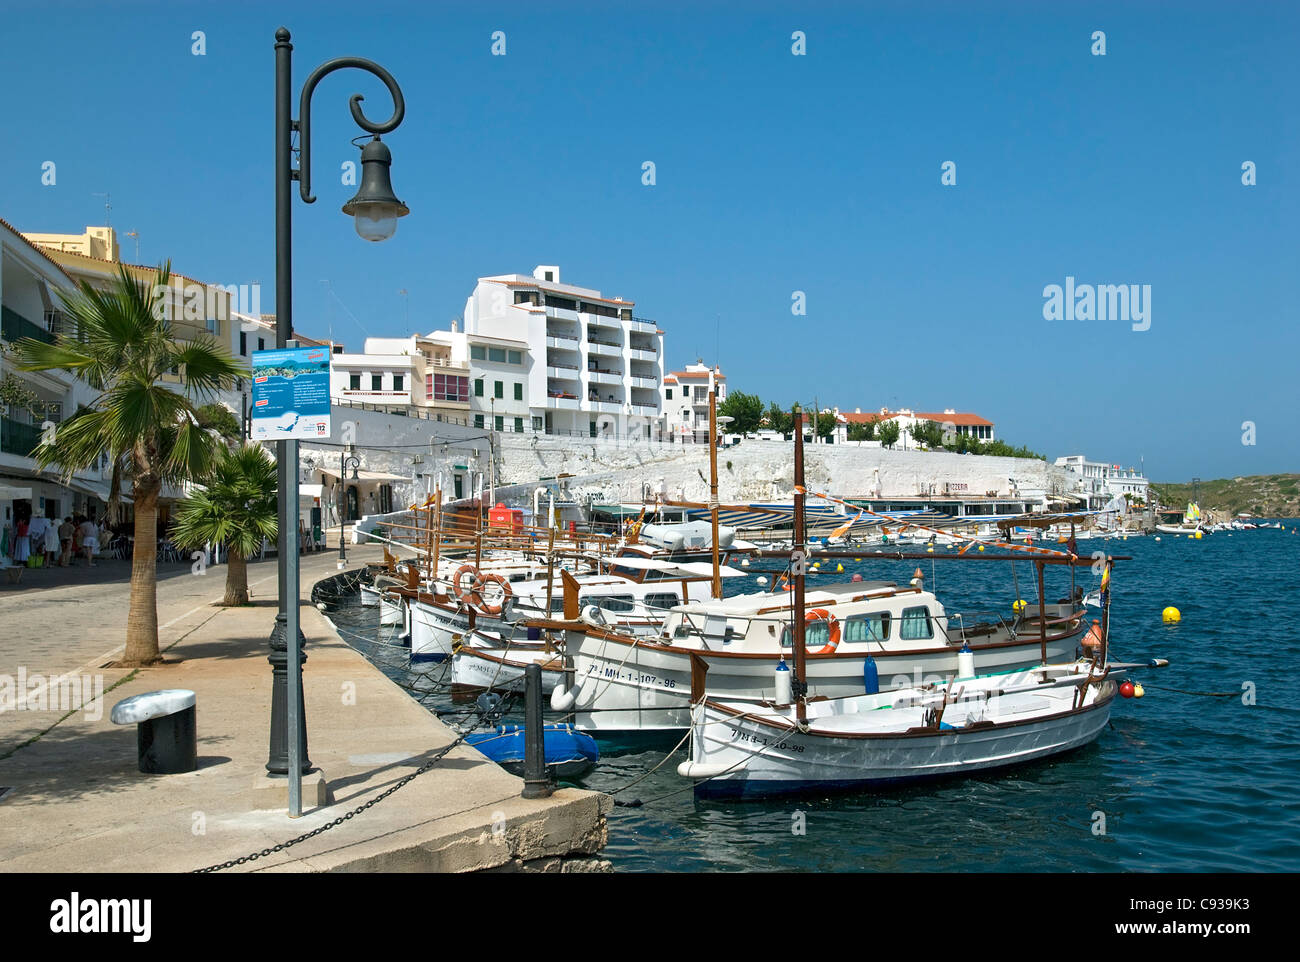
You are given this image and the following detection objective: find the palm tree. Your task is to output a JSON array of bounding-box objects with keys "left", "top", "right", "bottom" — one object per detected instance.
[
  {"left": 15, "top": 264, "right": 246, "bottom": 665},
  {"left": 171, "top": 444, "right": 277, "bottom": 606}
]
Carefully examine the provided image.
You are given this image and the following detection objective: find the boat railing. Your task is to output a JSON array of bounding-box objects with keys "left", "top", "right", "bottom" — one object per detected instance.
[{"left": 934, "top": 610, "right": 1017, "bottom": 646}]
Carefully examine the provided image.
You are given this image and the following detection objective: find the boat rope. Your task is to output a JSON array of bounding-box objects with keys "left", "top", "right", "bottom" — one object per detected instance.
[
  {"left": 609, "top": 725, "right": 694, "bottom": 806},
  {"left": 191, "top": 693, "right": 515, "bottom": 873}
]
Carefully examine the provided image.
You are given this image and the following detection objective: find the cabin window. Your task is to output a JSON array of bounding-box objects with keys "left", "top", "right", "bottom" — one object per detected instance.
[
  {"left": 644, "top": 593, "right": 680, "bottom": 610},
  {"left": 602, "top": 595, "right": 636, "bottom": 613},
  {"left": 844, "top": 612, "right": 890, "bottom": 643},
  {"left": 900, "top": 606, "right": 933, "bottom": 640},
  {"left": 549, "top": 597, "right": 566, "bottom": 613},
  {"left": 780, "top": 622, "right": 830, "bottom": 648}
]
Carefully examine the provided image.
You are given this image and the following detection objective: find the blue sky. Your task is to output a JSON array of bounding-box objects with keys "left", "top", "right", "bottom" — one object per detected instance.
[{"left": 3, "top": 0, "right": 1296, "bottom": 480}]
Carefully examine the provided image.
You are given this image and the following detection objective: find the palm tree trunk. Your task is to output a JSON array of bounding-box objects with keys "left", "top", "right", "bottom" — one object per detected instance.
[
  {"left": 122, "top": 481, "right": 161, "bottom": 665},
  {"left": 224, "top": 548, "right": 249, "bottom": 606}
]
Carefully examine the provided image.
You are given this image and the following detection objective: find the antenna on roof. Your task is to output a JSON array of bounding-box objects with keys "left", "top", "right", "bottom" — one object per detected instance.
[{"left": 92, "top": 192, "right": 111, "bottom": 228}]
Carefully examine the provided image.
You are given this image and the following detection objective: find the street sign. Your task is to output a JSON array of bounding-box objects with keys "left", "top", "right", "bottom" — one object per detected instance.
[{"left": 250, "top": 346, "right": 332, "bottom": 441}]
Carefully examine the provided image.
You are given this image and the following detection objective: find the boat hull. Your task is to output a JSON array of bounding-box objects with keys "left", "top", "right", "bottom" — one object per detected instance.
[
  {"left": 562, "top": 628, "right": 1081, "bottom": 733},
  {"left": 690, "top": 684, "right": 1114, "bottom": 799}
]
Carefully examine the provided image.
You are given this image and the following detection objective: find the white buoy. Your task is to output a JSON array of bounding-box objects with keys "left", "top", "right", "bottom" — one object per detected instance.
[
  {"left": 756, "top": 575, "right": 768, "bottom": 586},
  {"left": 957, "top": 644, "right": 975, "bottom": 678}
]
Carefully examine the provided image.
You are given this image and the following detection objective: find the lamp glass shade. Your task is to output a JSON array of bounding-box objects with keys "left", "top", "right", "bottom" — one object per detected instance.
[
  {"left": 352, "top": 204, "right": 401, "bottom": 242},
  {"left": 341, "top": 136, "right": 409, "bottom": 243}
]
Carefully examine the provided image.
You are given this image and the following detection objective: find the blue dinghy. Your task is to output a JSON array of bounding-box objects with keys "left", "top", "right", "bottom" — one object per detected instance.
[{"left": 466, "top": 724, "right": 599, "bottom": 780}]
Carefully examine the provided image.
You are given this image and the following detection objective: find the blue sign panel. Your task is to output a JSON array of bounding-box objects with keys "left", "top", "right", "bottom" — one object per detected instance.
[{"left": 250, "top": 346, "right": 332, "bottom": 441}]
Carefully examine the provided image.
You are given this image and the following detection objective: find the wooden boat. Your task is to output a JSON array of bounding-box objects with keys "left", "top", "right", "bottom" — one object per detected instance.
[
  {"left": 677, "top": 659, "right": 1119, "bottom": 798},
  {"left": 675, "top": 408, "right": 1138, "bottom": 799}
]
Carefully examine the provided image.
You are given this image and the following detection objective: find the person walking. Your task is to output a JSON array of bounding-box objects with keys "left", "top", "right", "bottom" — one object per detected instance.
[
  {"left": 13, "top": 515, "right": 30, "bottom": 565},
  {"left": 78, "top": 514, "right": 99, "bottom": 567},
  {"left": 58, "top": 516, "right": 75, "bottom": 566}
]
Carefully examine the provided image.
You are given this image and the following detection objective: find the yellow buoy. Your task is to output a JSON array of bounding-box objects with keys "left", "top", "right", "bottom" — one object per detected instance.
[
  {"left": 977, "top": 544, "right": 985, "bottom": 552},
  {"left": 1194, "top": 530, "right": 1203, "bottom": 540},
  {"left": 812, "top": 561, "right": 820, "bottom": 569},
  {"left": 926, "top": 546, "right": 934, "bottom": 553},
  {"left": 1162, "top": 606, "right": 1181, "bottom": 624},
  {"left": 1133, "top": 683, "right": 1145, "bottom": 698},
  {"left": 1013, "top": 599, "right": 1027, "bottom": 614},
  {"left": 836, "top": 563, "right": 844, "bottom": 572},
  {"left": 854, "top": 557, "right": 861, "bottom": 562}
]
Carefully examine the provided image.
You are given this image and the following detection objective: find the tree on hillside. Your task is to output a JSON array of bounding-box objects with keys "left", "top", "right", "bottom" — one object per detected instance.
[
  {"left": 877, "top": 419, "right": 901, "bottom": 449},
  {"left": 811, "top": 410, "right": 837, "bottom": 441},
  {"left": 16, "top": 263, "right": 246, "bottom": 665},
  {"left": 171, "top": 444, "right": 278, "bottom": 606},
  {"left": 911, "top": 420, "right": 945, "bottom": 450},
  {"left": 764, "top": 402, "right": 793, "bottom": 434},
  {"left": 718, "top": 391, "right": 764, "bottom": 434},
  {"left": 847, "top": 421, "right": 875, "bottom": 442}
]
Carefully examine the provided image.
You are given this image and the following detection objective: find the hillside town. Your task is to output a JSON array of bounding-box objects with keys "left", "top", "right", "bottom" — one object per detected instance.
[{"left": 2, "top": 223, "right": 1160, "bottom": 550}]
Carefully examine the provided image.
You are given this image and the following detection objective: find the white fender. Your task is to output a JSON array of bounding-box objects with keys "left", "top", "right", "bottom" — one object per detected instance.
[
  {"left": 677, "top": 760, "right": 732, "bottom": 780},
  {"left": 551, "top": 681, "right": 578, "bottom": 712}
]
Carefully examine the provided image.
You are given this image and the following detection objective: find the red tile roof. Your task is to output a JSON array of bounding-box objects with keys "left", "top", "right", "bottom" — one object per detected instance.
[
  {"left": 914, "top": 411, "right": 994, "bottom": 426},
  {"left": 0, "top": 216, "right": 79, "bottom": 285}
]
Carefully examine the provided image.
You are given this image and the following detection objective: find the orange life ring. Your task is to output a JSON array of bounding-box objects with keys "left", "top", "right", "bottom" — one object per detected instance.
[
  {"left": 452, "top": 564, "right": 482, "bottom": 602},
  {"left": 806, "top": 608, "right": 841, "bottom": 654},
  {"left": 475, "top": 573, "right": 513, "bottom": 616},
  {"left": 1082, "top": 619, "right": 1103, "bottom": 650}
]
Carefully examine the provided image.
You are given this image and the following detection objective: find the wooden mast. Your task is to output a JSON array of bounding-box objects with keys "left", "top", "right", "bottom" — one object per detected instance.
[
  {"left": 792, "top": 406, "right": 808, "bottom": 724},
  {"left": 709, "top": 389, "right": 722, "bottom": 600},
  {"left": 1035, "top": 559, "right": 1048, "bottom": 664},
  {"left": 431, "top": 485, "right": 442, "bottom": 595}
]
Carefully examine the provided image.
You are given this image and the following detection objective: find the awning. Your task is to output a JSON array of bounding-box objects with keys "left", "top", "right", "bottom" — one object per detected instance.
[
  {"left": 300, "top": 484, "right": 325, "bottom": 498},
  {"left": 606, "top": 556, "right": 745, "bottom": 578},
  {"left": 316, "top": 466, "right": 410, "bottom": 483},
  {"left": 0, "top": 484, "right": 33, "bottom": 500}
]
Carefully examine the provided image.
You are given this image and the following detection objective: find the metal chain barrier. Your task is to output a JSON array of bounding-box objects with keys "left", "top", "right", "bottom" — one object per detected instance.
[{"left": 192, "top": 694, "right": 514, "bottom": 873}]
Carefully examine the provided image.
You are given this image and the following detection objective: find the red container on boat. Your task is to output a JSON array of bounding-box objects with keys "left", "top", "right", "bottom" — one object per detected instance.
[{"left": 488, "top": 502, "right": 523, "bottom": 534}]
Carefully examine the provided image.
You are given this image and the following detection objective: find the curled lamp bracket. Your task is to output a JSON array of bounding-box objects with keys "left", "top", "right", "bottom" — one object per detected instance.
[{"left": 297, "top": 57, "right": 405, "bottom": 204}]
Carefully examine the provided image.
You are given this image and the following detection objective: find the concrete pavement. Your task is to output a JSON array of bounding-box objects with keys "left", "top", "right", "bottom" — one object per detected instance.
[{"left": 0, "top": 542, "right": 611, "bottom": 872}]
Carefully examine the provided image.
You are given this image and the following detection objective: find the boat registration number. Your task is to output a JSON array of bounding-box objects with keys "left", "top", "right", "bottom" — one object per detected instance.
[
  {"left": 729, "top": 728, "right": 805, "bottom": 752},
  {"left": 585, "top": 663, "right": 677, "bottom": 689}
]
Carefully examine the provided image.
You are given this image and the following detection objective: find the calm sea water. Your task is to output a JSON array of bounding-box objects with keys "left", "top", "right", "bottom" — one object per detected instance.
[{"left": 320, "top": 526, "right": 1300, "bottom": 872}]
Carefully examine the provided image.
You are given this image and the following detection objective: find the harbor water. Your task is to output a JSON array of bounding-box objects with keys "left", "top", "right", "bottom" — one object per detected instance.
[{"left": 319, "top": 528, "right": 1300, "bottom": 872}]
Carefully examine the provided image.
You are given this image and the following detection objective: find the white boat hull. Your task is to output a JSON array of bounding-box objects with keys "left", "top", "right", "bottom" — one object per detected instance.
[
  {"left": 561, "top": 629, "right": 1080, "bottom": 733},
  {"left": 450, "top": 646, "right": 564, "bottom": 694},
  {"left": 687, "top": 679, "right": 1115, "bottom": 798}
]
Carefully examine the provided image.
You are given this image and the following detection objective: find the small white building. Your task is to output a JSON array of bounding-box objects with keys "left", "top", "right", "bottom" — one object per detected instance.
[
  {"left": 662, "top": 361, "right": 726, "bottom": 443},
  {"left": 1054, "top": 455, "right": 1149, "bottom": 508}
]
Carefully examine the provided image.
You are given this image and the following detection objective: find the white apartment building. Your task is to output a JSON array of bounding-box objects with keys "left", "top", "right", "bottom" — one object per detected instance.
[
  {"left": 662, "top": 361, "right": 727, "bottom": 443},
  {"left": 1054, "top": 455, "right": 1149, "bottom": 508},
  {"left": 461, "top": 265, "right": 665, "bottom": 438},
  {"left": 1, "top": 217, "right": 114, "bottom": 540}
]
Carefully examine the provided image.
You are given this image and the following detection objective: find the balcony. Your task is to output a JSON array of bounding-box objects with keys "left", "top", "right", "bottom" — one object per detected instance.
[
  {"left": 545, "top": 305, "right": 580, "bottom": 322},
  {"left": 1, "top": 416, "right": 42, "bottom": 457},
  {"left": 546, "top": 365, "right": 580, "bottom": 380},
  {"left": 629, "top": 316, "right": 658, "bottom": 334},
  {"left": 587, "top": 369, "right": 622, "bottom": 385},
  {"left": 628, "top": 375, "right": 658, "bottom": 390},
  {"left": 628, "top": 347, "right": 657, "bottom": 362},
  {"left": 545, "top": 393, "right": 580, "bottom": 411},
  {"left": 423, "top": 355, "right": 468, "bottom": 370},
  {"left": 587, "top": 340, "right": 621, "bottom": 358},
  {"left": 546, "top": 335, "right": 579, "bottom": 350},
  {"left": 630, "top": 402, "right": 659, "bottom": 415},
  {"left": 1, "top": 306, "right": 54, "bottom": 345}
]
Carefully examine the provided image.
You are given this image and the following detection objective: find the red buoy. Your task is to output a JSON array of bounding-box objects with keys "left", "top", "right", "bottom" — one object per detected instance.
[{"left": 1119, "top": 681, "right": 1135, "bottom": 698}]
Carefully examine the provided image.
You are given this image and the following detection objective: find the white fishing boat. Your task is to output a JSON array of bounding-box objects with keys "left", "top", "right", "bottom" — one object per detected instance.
[
  {"left": 676, "top": 659, "right": 1120, "bottom": 798},
  {"left": 549, "top": 570, "right": 1089, "bottom": 732},
  {"left": 674, "top": 409, "right": 1146, "bottom": 799}
]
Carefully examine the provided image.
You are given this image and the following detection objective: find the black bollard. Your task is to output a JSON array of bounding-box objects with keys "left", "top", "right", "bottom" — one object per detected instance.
[{"left": 521, "top": 663, "right": 552, "bottom": 799}]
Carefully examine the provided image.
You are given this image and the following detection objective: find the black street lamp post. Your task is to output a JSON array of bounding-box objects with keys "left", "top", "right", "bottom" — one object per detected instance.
[
  {"left": 338, "top": 445, "right": 360, "bottom": 565},
  {"left": 267, "top": 27, "right": 408, "bottom": 817}
]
